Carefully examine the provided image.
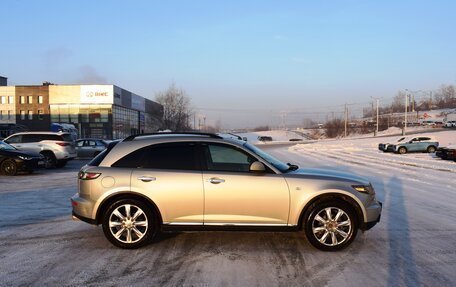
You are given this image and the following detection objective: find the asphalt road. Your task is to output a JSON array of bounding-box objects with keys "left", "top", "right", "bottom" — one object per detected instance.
[{"left": 0, "top": 144, "right": 455, "bottom": 286}]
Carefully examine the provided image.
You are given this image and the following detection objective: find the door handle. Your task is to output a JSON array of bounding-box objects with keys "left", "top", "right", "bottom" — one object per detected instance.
[
  {"left": 137, "top": 176, "right": 156, "bottom": 182},
  {"left": 208, "top": 177, "right": 225, "bottom": 184}
]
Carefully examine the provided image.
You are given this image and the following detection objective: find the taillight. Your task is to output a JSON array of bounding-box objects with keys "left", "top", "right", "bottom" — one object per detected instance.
[
  {"left": 78, "top": 171, "right": 101, "bottom": 180},
  {"left": 56, "top": 142, "right": 71, "bottom": 146}
]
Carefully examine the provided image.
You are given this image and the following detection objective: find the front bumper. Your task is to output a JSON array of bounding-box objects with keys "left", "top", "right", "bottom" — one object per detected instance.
[{"left": 361, "top": 201, "right": 382, "bottom": 231}]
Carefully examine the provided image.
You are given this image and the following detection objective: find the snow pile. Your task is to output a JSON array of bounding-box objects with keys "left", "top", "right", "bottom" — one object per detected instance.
[{"left": 238, "top": 130, "right": 309, "bottom": 143}]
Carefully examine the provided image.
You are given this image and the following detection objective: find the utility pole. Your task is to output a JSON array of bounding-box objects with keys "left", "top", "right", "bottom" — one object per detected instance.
[
  {"left": 376, "top": 98, "right": 379, "bottom": 135},
  {"left": 403, "top": 90, "right": 408, "bottom": 136},
  {"left": 344, "top": 104, "right": 348, "bottom": 137},
  {"left": 371, "top": 97, "right": 380, "bottom": 136}
]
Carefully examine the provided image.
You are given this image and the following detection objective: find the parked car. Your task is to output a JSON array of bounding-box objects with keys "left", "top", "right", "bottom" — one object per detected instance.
[
  {"left": 71, "top": 132, "right": 382, "bottom": 251},
  {"left": 76, "top": 139, "right": 108, "bottom": 158},
  {"left": 0, "top": 141, "right": 44, "bottom": 175},
  {"left": 444, "top": 121, "right": 456, "bottom": 128},
  {"left": 387, "top": 136, "right": 439, "bottom": 154},
  {"left": 436, "top": 145, "right": 456, "bottom": 161},
  {"left": 257, "top": 136, "right": 273, "bottom": 142},
  {"left": 3, "top": 132, "right": 77, "bottom": 168},
  {"left": 378, "top": 137, "right": 406, "bottom": 152}
]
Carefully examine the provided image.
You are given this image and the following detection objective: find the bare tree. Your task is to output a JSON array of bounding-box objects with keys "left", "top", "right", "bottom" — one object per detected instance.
[{"left": 155, "top": 83, "right": 192, "bottom": 131}]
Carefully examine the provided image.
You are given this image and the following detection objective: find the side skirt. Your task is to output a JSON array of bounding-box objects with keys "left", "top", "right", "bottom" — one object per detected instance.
[{"left": 161, "top": 224, "right": 300, "bottom": 232}]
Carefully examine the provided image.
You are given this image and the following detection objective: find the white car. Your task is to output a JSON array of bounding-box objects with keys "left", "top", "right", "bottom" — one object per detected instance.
[
  {"left": 4, "top": 132, "right": 77, "bottom": 168},
  {"left": 444, "top": 121, "right": 456, "bottom": 128}
]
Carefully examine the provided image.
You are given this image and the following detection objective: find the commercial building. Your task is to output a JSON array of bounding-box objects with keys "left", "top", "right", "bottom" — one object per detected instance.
[
  {"left": 0, "top": 76, "right": 7, "bottom": 86},
  {"left": 0, "top": 83, "right": 163, "bottom": 139}
]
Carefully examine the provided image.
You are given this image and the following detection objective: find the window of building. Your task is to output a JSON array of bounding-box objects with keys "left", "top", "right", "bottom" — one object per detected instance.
[
  {"left": 28, "top": 110, "right": 33, "bottom": 120},
  {"left": 20, "top": 96, "right": 25, "bottom": 104},
  {"left": 28, "top": 96, "right": 33, "bottom": 104},
  {"left": 38, "top": 96, "right": 43, "bottom": 104},
  {"left": 38, "top": 110, "right": 44, "bottom": 120},
  {"left": 0, "top": 96, "right": 5, "bottom": 104},
  {"left": 0, "top": 110, "right": 3, "bottom": 120},
  {"left": 8, "top": 110, "right": 12, "bottom": 120},
  {"left": 20, "top": 110, "right": 26, "bottom": 120},
  {"left": 8, "top": 96, "right": 14, "bottom": 104}
]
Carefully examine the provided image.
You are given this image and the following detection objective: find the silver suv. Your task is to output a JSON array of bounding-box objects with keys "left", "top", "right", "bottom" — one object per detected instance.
[
  {"left": 71, "top": 132, "right": 382, "bottom": 251},
  {"left": 4, "top": 132, "right": 77, "bottom": 168}
]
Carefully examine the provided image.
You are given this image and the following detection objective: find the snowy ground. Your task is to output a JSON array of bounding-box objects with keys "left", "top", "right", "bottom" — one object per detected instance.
[{"left": 0, "top": 131, "right": 455, "bottom": 286}]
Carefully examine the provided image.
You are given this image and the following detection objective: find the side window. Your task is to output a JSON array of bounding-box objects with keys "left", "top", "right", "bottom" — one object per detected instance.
[
  {"left": 88, "top": 140, "right": 97, "bottom": 146},
  {"left": 112, "top": 142, "right": 198, "bottom": 170},
  {"left": 76, "top": 141, "right": 85, "bottom": 147},
  {"left": 142, "top": 143, "right": 198, "bottom": 170},
  {"left": 203, "top": 143, "right": 256, "bottom": 172},
  {"left": 5, "top": 135, "right": 22, "bottom": 143},
  {"left": 22, "top": 134, "right": 41, "bottom": 143}
]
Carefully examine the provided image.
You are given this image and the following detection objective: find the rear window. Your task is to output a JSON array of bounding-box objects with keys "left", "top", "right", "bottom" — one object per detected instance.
[
  {"left": 88, "top": 141, "right": 119, "bottom": 166},
  {"left": 60, "top": 134, "right": 74, "bottom": 142}
]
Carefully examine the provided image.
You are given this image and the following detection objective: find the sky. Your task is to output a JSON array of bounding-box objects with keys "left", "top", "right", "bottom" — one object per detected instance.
[{"left": 1, "top": 0, "right": 456, "bottom": 129}]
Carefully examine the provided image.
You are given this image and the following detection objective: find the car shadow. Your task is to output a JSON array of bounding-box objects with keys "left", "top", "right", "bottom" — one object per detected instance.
[{"left": 385, "top": 175, "right": 421, "bottom": 286}]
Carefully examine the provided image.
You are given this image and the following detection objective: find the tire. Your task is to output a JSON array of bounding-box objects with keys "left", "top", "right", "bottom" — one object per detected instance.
[
  {"left": 102, "top": 199, "right": 157, "bottom": 249},
  {"left": 427, "top": 146, "right": 436, "bottom": 153},
  {"left": 303, "top": 201, "right": 358, "bottom": 251},
  {"left": 56, "top": 160, "right": 67, "bottom": 168},
  {"left": 398, "top": 147, "right": 407, "bottom": 154},
  {"left": 1, "top": 159, "right": 18, "bottom": 176},
  {"left": 41, "top": 151, "right": 57, "bottom": 168}
]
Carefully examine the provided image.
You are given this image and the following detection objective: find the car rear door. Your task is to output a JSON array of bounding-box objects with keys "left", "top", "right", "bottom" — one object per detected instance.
[
  {"left": 200, "top": 142, "right": 289, "bottom": 226},
  {"left": 127, "top": 142, "right": 204, "bottom": 225}
]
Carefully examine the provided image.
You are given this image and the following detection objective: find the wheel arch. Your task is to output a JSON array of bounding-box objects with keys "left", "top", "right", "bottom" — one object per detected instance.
[
  {"left": 297, "top": 192, "right": 365, "bottom": 231},
  {"left": 95, "top": 192, "right": 163, "bottom": 226}
]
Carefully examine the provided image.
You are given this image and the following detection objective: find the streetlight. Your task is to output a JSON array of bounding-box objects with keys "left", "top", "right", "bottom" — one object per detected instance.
[{"left": 371, "top": 97, "right": 381, "bottom": 136}]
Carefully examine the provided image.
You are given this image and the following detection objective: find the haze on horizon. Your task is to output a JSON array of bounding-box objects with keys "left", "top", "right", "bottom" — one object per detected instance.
[{"left": 1, "top": 0, "right": 455, "bottom": 129}]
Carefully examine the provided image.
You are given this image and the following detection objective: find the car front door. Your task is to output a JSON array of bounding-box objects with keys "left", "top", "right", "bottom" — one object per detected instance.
[
  {"left": 127, "top": 142, "right": 204, "bottom": 225},
  {"left": 200, "top": 142, "right": 290, "bottom": 226}
]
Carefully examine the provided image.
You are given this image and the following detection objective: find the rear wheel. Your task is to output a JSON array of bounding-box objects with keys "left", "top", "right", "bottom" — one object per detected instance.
[
  {"left": 398, "top": 147, "right": 407, "bottom": 154},
  {"left": 1, "top": 159, "right": 18, "bottom": 176},
  {"left": 56, "top": 160, "right": 67, "bottom": 168},
  {"left": 102, "top": 199, "right": 157, "bottom": 249},
  {"left": 427, "top": 146, "right": 436, "bottom": 153},
  {"left": 41, "top": 151, "right": 57, "bottom": 168},
  {"left": 304, "top": 201, "right": 358, "bottom": 251}
]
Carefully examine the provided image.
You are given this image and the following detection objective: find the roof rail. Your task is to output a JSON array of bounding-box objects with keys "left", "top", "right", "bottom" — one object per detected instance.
[{"left": 123, "top": 132, "right": 224, "bottom": 141}]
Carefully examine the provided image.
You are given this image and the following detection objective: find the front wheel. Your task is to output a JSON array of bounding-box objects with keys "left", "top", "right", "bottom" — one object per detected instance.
[
  {"left": 304, "top": 201, "right": 358, "bottom": 251},
  {"left": 1, "top": 159, "right": 18, "bottom": 176},
  {"left": 102, "top": 199, "right": 157, "bottom": 249},
  {"left": 398, "top": 147, "right": 407, "bottom": 154}
]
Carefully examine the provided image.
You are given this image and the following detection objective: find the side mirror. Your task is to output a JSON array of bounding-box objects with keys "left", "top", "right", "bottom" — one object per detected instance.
[
  {"left": 243, "top": 137, "right": 248, "bottom": 141},
  {"left": 250, "top": 161, "right": 266, "bottom": 172}
]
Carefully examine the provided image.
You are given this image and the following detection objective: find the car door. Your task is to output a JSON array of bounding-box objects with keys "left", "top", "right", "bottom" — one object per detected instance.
[
  {"left": 407, "top": 137, "right": 419, "bottom": 152},
  {"left": 127, "top": 142, "right": 204, "bottom": 225},
  {"left": 76, "top": 140, "right": 86, "bottom": 157},
  {"left": 201, "top": 142, "right": 290, "bottom": 226}
]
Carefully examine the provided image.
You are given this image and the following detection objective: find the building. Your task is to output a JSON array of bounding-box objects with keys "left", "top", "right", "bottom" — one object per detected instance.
[
  {"left": 0, "top": 83, "right": 163, "bottom": 139},
  {"left": 0, "top": 76, "right": 7, "bottom": 86}
]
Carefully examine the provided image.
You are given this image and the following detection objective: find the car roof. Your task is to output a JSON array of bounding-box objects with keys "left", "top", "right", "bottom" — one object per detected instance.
[{"left": 8, "top": 131, "right": 70, "bottom": 136}]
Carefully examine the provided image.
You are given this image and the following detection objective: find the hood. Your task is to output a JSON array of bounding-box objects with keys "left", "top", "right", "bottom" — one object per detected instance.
[
  {"left": 0, "top": 149, "right": 42, "bottom": 158},
  {"left": 286, "top": 168, "right": 370, "bottom": 185}
]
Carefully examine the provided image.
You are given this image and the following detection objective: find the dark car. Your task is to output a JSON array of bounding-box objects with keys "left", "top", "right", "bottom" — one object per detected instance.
[
  {"left": 76, "top": 139, "right": 109, "bottom": 158},
  {"left": 436, "top": 145, "right": 456, "bottom": 161},
  {"left": 0, "top": 141, "right": 44, "bottom": 175},
  {"left": 258, "top": 136, "right": 273, "bottom": 142}
]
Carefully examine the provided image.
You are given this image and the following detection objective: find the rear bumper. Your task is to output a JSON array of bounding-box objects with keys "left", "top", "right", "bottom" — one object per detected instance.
[{"left": 71, "top": 194, "right": 97, "bottom": 224}]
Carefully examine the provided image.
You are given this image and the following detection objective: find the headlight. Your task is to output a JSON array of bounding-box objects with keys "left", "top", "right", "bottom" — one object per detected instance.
[
  {"left": 18, "top": 155, "right": 32, "bottom": 160},
  {"left": 352, "top": 184, "right": 375, "bottom": 195}
]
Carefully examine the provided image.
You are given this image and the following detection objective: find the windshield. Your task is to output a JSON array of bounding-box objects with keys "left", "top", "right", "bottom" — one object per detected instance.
[
  {"left": 243, "top": 142, "right": 290, "bottom": 173},
  {"left": 0, "top": 141, "right": 16, "bottom": 151}
]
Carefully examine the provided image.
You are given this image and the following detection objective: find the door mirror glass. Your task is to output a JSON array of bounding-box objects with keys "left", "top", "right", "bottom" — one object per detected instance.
[{"left": 250, "top": 161, "right": 266, "bottom": 172}]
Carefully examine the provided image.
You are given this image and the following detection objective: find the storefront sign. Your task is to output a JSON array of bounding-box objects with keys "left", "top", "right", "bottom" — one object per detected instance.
[{"left": 80, "top": 85, "right": 114, "bottom": 104}]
